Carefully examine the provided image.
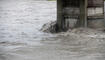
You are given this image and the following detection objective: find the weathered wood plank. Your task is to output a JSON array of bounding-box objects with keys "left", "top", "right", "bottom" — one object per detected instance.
[
  {"left": 57, "top": 0, "right": 64, "bottom": 31},
  {"left": 79, "top": 0, "right": 88, "bottom": 27}
]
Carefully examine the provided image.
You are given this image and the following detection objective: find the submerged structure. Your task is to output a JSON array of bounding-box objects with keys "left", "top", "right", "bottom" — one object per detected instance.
[{"left": 57, "top": 0, "right": 104, "bottom": 32}]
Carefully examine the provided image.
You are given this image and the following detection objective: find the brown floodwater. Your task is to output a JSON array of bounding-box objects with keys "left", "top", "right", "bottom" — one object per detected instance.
[{"left": 0, "top": 0, "right": 105, "bottom": 60}]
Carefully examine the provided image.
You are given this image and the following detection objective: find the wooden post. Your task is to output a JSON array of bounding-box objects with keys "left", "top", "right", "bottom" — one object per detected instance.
[
  {"left": 103, "top": 0, "right": 104, "bottom": 15},
  {"left": 103, "top": 0, "right": 104, "bottom": 20},
  {"left": 103, "top": 0, "right": 104, "bottom": 17},
  {"left": 57, "top": 0, "right": 64, "bottom": 31},
  {"left": 79, "top": 0, "right": 88, "bottom": 27}
]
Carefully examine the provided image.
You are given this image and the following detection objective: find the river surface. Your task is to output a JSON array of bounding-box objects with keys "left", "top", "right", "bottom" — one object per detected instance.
[{"left": 0, "top": 0, "right": 105, "bottom": 60}]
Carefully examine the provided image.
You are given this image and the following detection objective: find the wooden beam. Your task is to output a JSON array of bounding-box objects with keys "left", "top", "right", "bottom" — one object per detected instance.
[
  {"left": 103, "top": 0, "right": 104, "bottom": 15},
  {"left": 79, "top": 0, "right": 88, "bottom": 27},
  {"left": 103, "top": 0, "right": 104, "bottom": 26},
  {"left": 57, "top": 0, "right": 64, "bottom": 31}
]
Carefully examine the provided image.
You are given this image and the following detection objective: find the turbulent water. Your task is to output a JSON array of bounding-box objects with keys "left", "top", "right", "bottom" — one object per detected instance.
[{"left": 0, "top": 0, "right": 105, "bottom": 60}]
